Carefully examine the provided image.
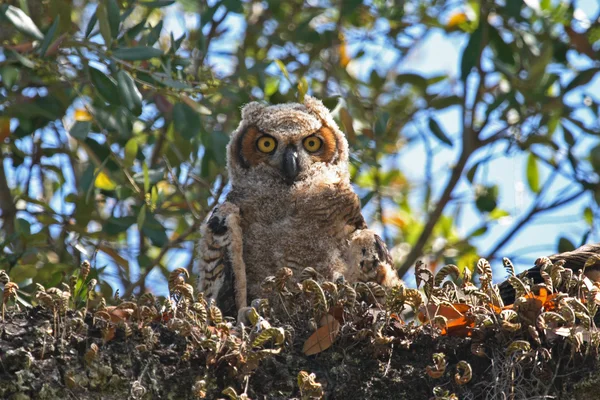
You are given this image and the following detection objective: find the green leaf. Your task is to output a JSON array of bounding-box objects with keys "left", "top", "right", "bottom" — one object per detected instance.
[
  {"left": 117, "top": 70, "right": 142, "bottom": 115},
  {"left": 106, "top": 0, "right": 120, "bottom": 39},
  {"left": 396, "top": 73, "right": 427, "bottom": 91},
  {"left": 103, "top": 216, "right": 136, "bottom": 235},
  {"left": 8, "top": 50, "right": 34, "bottom": 68},
  {"left": 565, "top": 68, "right": 600, "bottom": 93},
  {"left": 84, "top": 11, "right": 97, "bottom": 38},
  {"left": 460, "top": 23, "right": 484, "bottom": 82},
  {"left": 505, "top": 0, "right": 522, "bottom": 18},
  {"left": 468, "top": 226, "right": 488, "bottom": 238},
  {"left": 146, "top": 20, "right": 163, "bottom": 46},
  {"left": 429, "top": 95, "right": 462, "bottom": 110},
  {"left": 590, "top": 144, "right": 600, "bottom": 174},
  {"left": 170, "top": 32, "right": 185, "bottom": 53},
  {"left": 274, "top": 59, "right": 291, "bottom": 82},
  {"left": 89, "top": 67, "right": 120, "bottom": 105},
  {"left": 96, "top": 3, "right": 112, "bottom": 47},
  {"left": 525, "top": 153, "right": 540, "bottom": 193},
  {"left": 558, "top": 237, "right": 576, "bottom": 253},
  {"left": 1, "top": 66, "right": 20, "bottom": 88},
  {"left": 561, "top": 123, "right": 575, "bottom": 146},
  {"left": 475, "top": 185, "right": 498, "bottom": 213},
  {"left": 528, "top": 44, "right": 553, "bottom": 83},
  {"left": 124, "top": 138, "right": 138, "bottom": 168},
  {"left": 428, "top": 117, "right": 452, "bottom": 147},
  {"left": 297, "top": 76, "right": 308, "bottom": 102},
  {"left": 15, "top": 218, "right": 31, "bottom": 235},
  {"left": 374, "top": 112, "right": 390, "bottom": 137},
  {"left": 137, "top": 204, "right": 147, "bottom": 231},
  {"left": 489, "top": 208, "right": 510, "bottom": 220},
  {"left": 584, "top": 207, "right": 593, "bottom": 226},
  {"left": 140, "top": 1, "right": 175, "bottom": 8},
  {"left": 173, "top": 103, "right": 201, "bottom": 139},
  {"left": 112, "top": 46, "right": 164, "bottom": 61},
  {"left": 151, "top": 186, "right": 158, "bottom": 208},
  {"left": 360, "top": 191, "right": 376, "bottom": 208},
  {"left": 466, "top": 162, "right": 478, "bottom": 183},
  {"left": 38, "top": 15, "right": 60, "bottom": 56},
  {"left": 143, "top": 162, "right": 150, "bottom": 193},
  {"left": 142, "top": 216, "right": 168, "bottom": 247},
  {"left": 0, "top": 5, "right": 44, "bottom": 40},
  {"left": 488, "top": 25, "right": 515, "bottom": 66},
  {"left": 70, "top": 121, "right": 91, "bottom": 140},
  {"left": 93, "top": 107, "right": 132, "bottom": 138}
]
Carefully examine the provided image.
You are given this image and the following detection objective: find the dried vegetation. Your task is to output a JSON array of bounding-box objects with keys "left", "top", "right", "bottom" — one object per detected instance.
[{"left": 2, "top": 255, "right": 600, "bottom": 399}]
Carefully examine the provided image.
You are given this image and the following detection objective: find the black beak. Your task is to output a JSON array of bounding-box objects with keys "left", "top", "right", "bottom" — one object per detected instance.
[{"left": 282, "top": 146, "right": 299, "bottom": 184}]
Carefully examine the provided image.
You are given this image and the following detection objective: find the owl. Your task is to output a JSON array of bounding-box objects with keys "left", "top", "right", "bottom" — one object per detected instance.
[{"left": 197, "top": 96, "right": 400, "bottom": 315}]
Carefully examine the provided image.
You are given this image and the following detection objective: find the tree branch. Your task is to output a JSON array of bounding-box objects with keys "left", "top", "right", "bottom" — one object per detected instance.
[
  {"left": 0, "top": 153, "right": 16, "bottom": 238},
  {"left": 485, "top": 189, "right": 586, "bottom": 261}
]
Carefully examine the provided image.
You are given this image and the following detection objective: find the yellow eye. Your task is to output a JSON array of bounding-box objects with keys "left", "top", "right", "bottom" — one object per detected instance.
[
  {"left": 303, "top": 136, "right": 322, "bottom": 152},
  {"left": 257, "top": 136, "right": 277, "bottom": 153}
]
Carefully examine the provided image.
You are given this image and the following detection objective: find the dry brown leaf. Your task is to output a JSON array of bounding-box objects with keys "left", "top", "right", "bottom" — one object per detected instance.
[{"left": 303, "top": 317, "right": 340, "bottom": 356}]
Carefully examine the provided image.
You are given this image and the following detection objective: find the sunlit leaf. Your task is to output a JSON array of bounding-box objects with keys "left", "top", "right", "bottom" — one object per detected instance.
[
  {"left": 75, "top": 108, "right": 93, "bottom": 122},
  {"left": 124, "top": 138, "right": 138, "bottom": 168},
  {"left": 94, "top": 170, "right": 117, "bottom": 190},
  {"left": 274, "top": 59, "right": 290, "bottom": 82},
  {"left": 297, "top": 76, "right": 308, "bottom": 102},
  {"left": 583, "top": 207, "right": 593, "bottom": 226},
  {"left": 489, "top": 208, "right": 510, "bottom": 220},
  {"left": 526, "top": 153, "right": 540, "bottom": 193},
  {"left": 447, "top": 12, "right": 468, "bottom": 29},
  {"left": 0, "top": 5, "right": 44, "bottom": 40}
]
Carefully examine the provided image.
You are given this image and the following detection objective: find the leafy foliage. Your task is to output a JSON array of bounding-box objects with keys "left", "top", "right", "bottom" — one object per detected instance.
[{"left": 0, "top": 1, "right": 599, "bottom": 302}]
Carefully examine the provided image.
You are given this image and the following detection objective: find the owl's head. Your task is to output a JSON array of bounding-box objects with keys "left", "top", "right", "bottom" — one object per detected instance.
[{"left": 227, "top": 96, "right": 350, "bottom": 188}]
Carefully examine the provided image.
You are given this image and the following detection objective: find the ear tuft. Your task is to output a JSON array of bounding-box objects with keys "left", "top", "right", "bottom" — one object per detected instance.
[{"left": 241, "top": 102, "right": 265, "bottom": 122}]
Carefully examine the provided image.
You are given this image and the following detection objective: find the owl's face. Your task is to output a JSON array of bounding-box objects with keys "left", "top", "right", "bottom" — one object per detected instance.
[{"left": 227, "top": 96, "right": 349, "bottom": 188}]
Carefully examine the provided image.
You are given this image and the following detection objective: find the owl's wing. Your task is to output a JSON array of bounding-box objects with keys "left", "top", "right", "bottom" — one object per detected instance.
[
  {"left": 349, "top": 229, "right": 400, "bottom": 287},
  {"left": 198, "top": 202, "right": 247, "bottom": 316}
]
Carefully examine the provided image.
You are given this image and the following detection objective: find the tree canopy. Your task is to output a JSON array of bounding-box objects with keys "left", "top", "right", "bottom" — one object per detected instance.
[{"left": 1, "top": 0, "right": 599, "bottom": 300}]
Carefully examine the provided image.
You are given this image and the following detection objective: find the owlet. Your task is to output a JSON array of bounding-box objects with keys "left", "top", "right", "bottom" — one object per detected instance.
[{"left": 197, "top": 96, "right": 400, "bottom": 315}]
